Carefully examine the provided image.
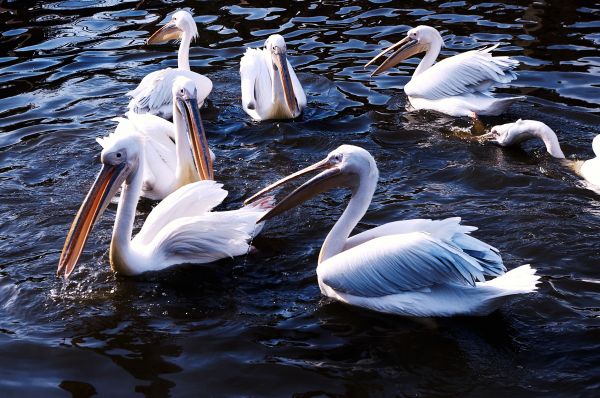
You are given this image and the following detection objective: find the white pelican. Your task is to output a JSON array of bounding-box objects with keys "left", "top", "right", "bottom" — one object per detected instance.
[
  {"left": 127, "top": 10, "right": 213, "bottom": 119},
  {"left": 483, "top": 119, "right": 600, "bottom": 188},
  {"left": 122, "top": 76, "right": 214, "bottom": 200},
  {"left": 246, "top": 145, "right": 539, "bottom": 317},
  {"left": 240, "top": 34, "right": 306, "bottom": 121},
  {"left": 366, "top": 25, "right": 524, "bottom": 117},
  {"left": 57, "top": 129, "right": 272, "bottom": 278}
]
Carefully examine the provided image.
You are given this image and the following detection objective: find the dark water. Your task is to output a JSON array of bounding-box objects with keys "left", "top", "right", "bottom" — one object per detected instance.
[{"left": 1, "top": 0, "right": 599, "bottom": 396}]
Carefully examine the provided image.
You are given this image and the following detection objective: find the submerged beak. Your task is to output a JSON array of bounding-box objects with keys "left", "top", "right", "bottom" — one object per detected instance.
[
  {"left": 272, "top": 48, "right": 300, "bottom": 118},
  {"left": 147, "top": 21, "right": 182, "bottom": 45},
  {"left": 245, "top": 158, "right": 351, "bottom": 223},
  {"left": 177, "top": 97, "right": 213, "bottom": 180},
  {"left": 366, "top": 36, "right": 425, "bottom": 76},
  {"left": 479, "top": 132, "right": 496, "bottom": 142},
  {"left": 57, "top": 163, "right": 127, "bottom": 279}
]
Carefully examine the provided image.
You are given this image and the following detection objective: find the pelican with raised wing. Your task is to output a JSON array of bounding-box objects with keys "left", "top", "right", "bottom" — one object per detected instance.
[
  {"left": 246, "top": 145, "right": 539, "bottom": 317},
  {"left": 482, "top": 119, "right": 600, "bottom": 189},
  {"left": 366, "top": 25, "right": 523, "bottom": 117},
  {"left": 57, "top": 129, "right": 272, "bottom": 278},
  {"left": 127, "top": 10, "right": 212, "bottom": 119},
  {"left": 240, "top": 34, "right": 306, "bottom": 121},
  {"left": 122, "top": 76, "right": 214, "bottom": 200}
]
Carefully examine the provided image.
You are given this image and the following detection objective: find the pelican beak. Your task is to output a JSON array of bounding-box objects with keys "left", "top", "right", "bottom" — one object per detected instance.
[
  {"left": 245, "top": 158, "right": 352, "bottom": 223},
  {"left": 479, "top": 131, "right": 497, "bottom": 143},
  {"left": 57, "top": 162, "right": 128, "bottom": 279},
  {"left": 147, "top": 21, "right": 182, "bottom": 45},
  {"left": 272, "top": 47, "right": 300, "bottom": 118},
  {"left": 177, "top": 96, "right": 213, "bottom": 180},
  {"left": 366, "top": 36, "right": 426, "bottom": 76}
]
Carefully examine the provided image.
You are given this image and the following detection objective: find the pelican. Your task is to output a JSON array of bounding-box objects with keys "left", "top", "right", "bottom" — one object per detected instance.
[
  {"left": 246, "top": 145, "right": 539, "bottom": 317},
  {"left": 57, "top": 129, "right": 273, "bottom": 278},
  {"left": 366, "top": 25, "right": 524, "bottom": 117},
  {"left": 483, "top": 119, "right": 600, "bottom": 189},
  {"left": 240, "top": 34, "right": 306, "bottom": 121},
  {"left": 127, "top": 10, "right": 213, "bottom": 119},
  {"left": 123, "top": 76, "right": 214, "bottom": 200}
]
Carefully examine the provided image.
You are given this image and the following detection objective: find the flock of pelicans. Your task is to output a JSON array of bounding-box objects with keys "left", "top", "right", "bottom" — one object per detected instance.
[{"left": 57, "top": 11, "right": 599, "bottom": 318}]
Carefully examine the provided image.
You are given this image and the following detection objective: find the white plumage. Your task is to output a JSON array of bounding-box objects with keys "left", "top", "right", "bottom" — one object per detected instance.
[
  {"left": 485, "top": 119, "right": 600, "bottom": 190},
  {"left": 240, "top": 35, "right": 306, "bottom": 121},
  {"left": 367, "top": 25, "right": 523, "bottom": 117},
  {"left": 116, "top": 77, "right": 214, "bottom": 200},
  {"left": 127, "top": 10, "right": 212, "bottom": 119},
  {"left": 57, "top": 128, "right": 272, "bottom": 278},
  {"left": 580, "top": 135, "right": 600, "bottom": 188},
  {"left": 249, "top": 145, "right": 539, "bottom": 317}
]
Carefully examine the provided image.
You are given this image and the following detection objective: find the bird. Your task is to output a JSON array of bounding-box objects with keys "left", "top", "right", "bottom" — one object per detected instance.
[
  {"left": 57, "top": 127, "right": 273, "bottom": 278},
  {"left": 365, "top": 25, "right": 524, "bottom": 118},
  {"left": 482, "top": 119, "right": 600, "bottom": 189},
  {"left": 120, "top": 76, "right": 214, "bottom": 201},
  {"left": 245, "top": 145, "right": 539, "bottom": 317},
  {"left": 127, "top": 10, "right": 213, "bottom": 119},
  {"left": 240, "top": 34, "right": 306, "bottom": 121}
]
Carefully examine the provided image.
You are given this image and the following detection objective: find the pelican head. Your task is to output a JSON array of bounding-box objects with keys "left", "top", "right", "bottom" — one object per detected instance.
[
  {"left": 483, "top": 119, "right": 552, "bottom": 147},
  {"left": 245, "top": 145, "right": 377, "bottom": 222},
  {"left": 366, "top": 25, "right": 443, "bottom": 76},
  {"left": 57, "top": 130, "right": 142, "bottom": 279},
  {"left": 265, "top": 34, "right": 300, "bottom": 118},
  {"left": 172, "top": 76, "right": 213, "bottom": 180},
  {"left": 147, "top": 10, "right": 198, "bottom": 44},
  {"left": 482, "top": 119, "right": 529, "bottom": 147}
]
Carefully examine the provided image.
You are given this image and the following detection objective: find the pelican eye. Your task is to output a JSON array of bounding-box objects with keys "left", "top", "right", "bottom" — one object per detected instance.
[
  {"left": 116, "top": 152, "right": 122, "bottom": 158},
  {"left": 330, "top": 154, "right": 343, "bottom": 163}
]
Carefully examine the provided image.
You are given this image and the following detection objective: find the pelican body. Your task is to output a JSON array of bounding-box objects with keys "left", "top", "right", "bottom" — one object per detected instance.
[
  {"left": 127, "top": 10, "right": 213, "bottom": 119},
  {"left": 247, "top": 145, "right": 539, "bottom": 317},
  {"left": 485, "top": 119, "right": 600, "bottom": 188},
  {"left": 366, "top": 25, "right": 523, "bottom": 117},
  {"left": 240, "top": 34, "right": 306, "bottom": 121},
  {"left": 123, "top": 76, "right": 214, "bottom": 200},
  {"left": 57, "top": 129, "right": 272, "bottom": 278}
]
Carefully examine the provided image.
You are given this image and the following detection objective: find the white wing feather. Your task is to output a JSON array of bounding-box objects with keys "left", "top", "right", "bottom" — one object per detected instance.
[
  {"left": 319, "top": 231, "right": 505, "bottom": 298},
  {"left": 406, "top": 45, "right": 519, "bottom": 100},
  {"left": 345, "top": 217, "right": 504, "bottom": 277},
  {"left": 127, "top": 68, "right": 213, "bottom": 118},
  {"left": 134, "top": 180, "right": 228, "bottom": 245},
  {"left": 150, "top": 201, "right": 271, "bottom": 265}
]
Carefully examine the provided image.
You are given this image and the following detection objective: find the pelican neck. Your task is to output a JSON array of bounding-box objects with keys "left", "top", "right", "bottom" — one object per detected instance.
[
  {"left": 178, "top": 31, "right": 191, "bottom": 70},
  {"left": 413, "top": 39, "right": 442, "bottom": 77},
  {"left": 318, "top": 168, "right": 378, "bottom": 264}
]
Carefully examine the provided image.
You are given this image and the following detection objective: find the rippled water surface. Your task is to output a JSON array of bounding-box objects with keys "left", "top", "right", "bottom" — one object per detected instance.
[{"left": 1, "top": 1, "right": 599, "bottom": 397}]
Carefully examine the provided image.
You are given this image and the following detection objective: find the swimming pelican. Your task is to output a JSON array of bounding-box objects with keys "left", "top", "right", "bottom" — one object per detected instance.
[
  {"left": 123, "top": 76, "right": 215, "bottom": 200},
  {"left": 246, "top": 145, "right": 539, "bottom": 317},
  {"left": 57, "top": 129, "right": 272, "bottom": 278},
  {"left": 366, "top": 25, "right": 523, "bottom": 117},
  {"left": 127, "top": 10, "right": 212, "bottom": 119},
  {"left": 483, "top": 119, "right": 600, "bottom": 188},
  {"left": 240, "top": 34, "right": 306, "bottom": 121}
]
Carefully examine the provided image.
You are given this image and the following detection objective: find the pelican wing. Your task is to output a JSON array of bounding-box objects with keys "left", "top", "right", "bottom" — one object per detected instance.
[
  {"left": 240, "top": 48, "right": 270, "bottom": 115},
  {"left": 319, "top": 232, "right": 504, "bottom": 298},
  {"left": 134, "top": 180, "right": 228, "bottom": 246},
  {"left": 344, "top": 217, "right": 504, "bottom": 276},
  {"left": 127, "top": 68, "right": 212, "bottom": 117},
  {"left": 407, "top": 45, "right": 519, "bottom": 99},
  {"left": 151, "top": 204, "right": 270, "bottom": 265}
]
